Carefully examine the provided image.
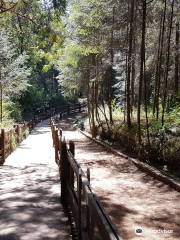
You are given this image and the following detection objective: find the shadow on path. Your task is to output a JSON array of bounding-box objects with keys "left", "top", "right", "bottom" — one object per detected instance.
[
  {"left": 0, "top": 120, "right": 71, "bottom": 240},
  {"left": 59, "top": 115, "right": 180, "bottom": 240}
]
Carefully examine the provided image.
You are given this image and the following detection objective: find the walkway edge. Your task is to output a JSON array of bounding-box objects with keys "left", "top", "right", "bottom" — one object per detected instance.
[{"left": 78, "top": 129, "right": 180, "bottom": 193}]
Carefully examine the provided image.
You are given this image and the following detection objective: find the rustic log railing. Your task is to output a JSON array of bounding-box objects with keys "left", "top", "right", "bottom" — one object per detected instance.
[
  {"left": 50, "top": 118, "right": 62, "bottom": 163},
  {"left": 55, "top": 103, "right": 86, "bottom": 120},
  {"left": 50, "top": 102, "right": 86, "bottom": 163},
  {"left": 0, "top": 103, "right": 86, "bottom": 165},
  {"left": 50, "top": 115, "right": 122, "bottom": 240},
  {"left": 0, "top": 122, "right": 32, "bottom": 165}
]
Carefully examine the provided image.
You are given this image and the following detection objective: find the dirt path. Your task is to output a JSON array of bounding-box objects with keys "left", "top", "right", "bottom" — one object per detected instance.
[
  {"left": 0, "top": 120, "right": 71, "bottom": 240},
  {"left": 60, "top": 115, "right": 180, "bottom": 240}
]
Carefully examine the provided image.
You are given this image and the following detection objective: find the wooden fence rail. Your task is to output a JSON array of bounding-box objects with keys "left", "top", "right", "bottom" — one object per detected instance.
[
  {"left": 0, "top": 103, "right": 86, "bottom": 165},
  {"left": 50, "top": 102, "right": 86, "bottom": 163},
  {"left": 50, "top": 111, "right": 122, "bottom": 240},
  {"left": 0, "top": 123, "right": 31, "bottom": 165},
  {"left": 56, "top": 103, "right": 86, "bottom": 120}
]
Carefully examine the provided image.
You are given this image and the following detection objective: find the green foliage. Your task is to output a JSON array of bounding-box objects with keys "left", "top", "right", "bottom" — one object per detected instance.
[
  {"left": 48, "top": 93, "right": 66, "bottom": 108},
  {"left": 0, "top": 103, "right": 14, "bottom": 129},
  {"left": 0, "top": 0, "right": 68, "bottom": 123},
  {"left": 0, "top": 30, "right": 30, "bottom": 99},
  {"left": 19, "top": 85, "right": 66, "bottom": 120},
  {"left": 6, "top": 102, "right": 23, "bottom": 122},
  {"left": 163, "top": 138, "right": 180, "bottom": 172},
  {"left": 165, "top": 106, "right": 180, "bottom": 127},
  {"left": 0, "top": 101, "right": 23, "bottom": 128},
  {"left": 19, "top": 86, "right": 45, "bottom": 119},
  {"left": 102, "top": 66, "right": 118, "bottom": 103}
]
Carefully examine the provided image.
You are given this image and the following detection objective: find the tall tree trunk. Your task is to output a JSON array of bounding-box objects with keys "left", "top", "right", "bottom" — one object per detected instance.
[
  {"left": 87, "top": 75, "right": 92, "bottom": 133},
  {"left": 124, "top": 51, "right": 128, "bottom": 123},
  {"left": 95, "top": 81, "right": 101, "bottom": 124},
  {"left": 124, "top": 11, "right": 129, "bottom": 124},
  {"left": 108, "top": 7, "right": 115, "bottom": 124},
  {"left": 162, "top": 0, "right": 175, "bottom": 125},
  {"left": 142, "top": 0, "right": 150, "bottom": 147},
  {"left": 95, "top": 58, "right": 100, "bottom": 125},
  {"left": 99, "top": 101, "right": 110, "bottom": 131},
  {"left": 127, "top": 0, "right": 135, "bottom": 128},
  {"left": 143, "top": 32, "right": 150, "bottom": 147},
  {"left": 155, "top": 0, "right": 167, "bottom": 119},
  {"left": 153, "top": 13, "right": 163, "bottom": 116},
  {"left": 137, "top": 0, "right": 146, "bottom": 144},
  {"left": 131, "top": 0, "right": 137, "bottom": 111},
  {"left": 91, "top": 81, "right": 96, "bottom": 137},
  {"left": 131, "top": 35, "right": 136, "bottom": 112},
  {"left": 175, "top": 22, "right": 179, "bottom": 95}
]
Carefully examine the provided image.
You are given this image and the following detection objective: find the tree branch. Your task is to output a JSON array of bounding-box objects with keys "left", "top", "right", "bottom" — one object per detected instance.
[
  {"left": 0, "top": 1, "right": 38, "bottom": 26},
  {"left": 10, "top": 9, "right": 38, "bottom": 25},
  {"left": 0, "top": 2, "right": 18, "bottom": 14}
]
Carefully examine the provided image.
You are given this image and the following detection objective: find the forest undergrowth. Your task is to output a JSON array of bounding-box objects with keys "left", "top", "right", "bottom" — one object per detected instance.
[{"left": 77, "top": 105, "right": 180, "bottom": 179}]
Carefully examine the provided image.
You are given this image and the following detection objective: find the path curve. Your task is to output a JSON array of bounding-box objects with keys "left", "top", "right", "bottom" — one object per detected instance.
[{"left": 0, "top": 120, "right": 71, "bottom": 240}]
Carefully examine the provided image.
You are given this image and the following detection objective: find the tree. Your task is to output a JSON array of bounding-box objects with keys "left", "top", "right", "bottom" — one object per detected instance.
[
  {"left": 126, "top": 0, "right": 135, "bottom": 128},
  {"left": 175, "top": 21, "right": 179, "bottom": 95},
  {"left": 161, "top": 0, "right": 175, "bottom": 125},
  {"left": 0, "top": 30, "right": 30, "bottom": 122},
  {"left": 137, "top": 0, "right": 146, "bottom": 144}
]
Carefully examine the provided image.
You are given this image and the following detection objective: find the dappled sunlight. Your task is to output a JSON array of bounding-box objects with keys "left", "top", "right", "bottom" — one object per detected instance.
[
  {"left": 0, "top": 120, "right": 71, "bottom": 240},
  {"left": 60, "top": 115, "right": 180, "bottom": 240}
]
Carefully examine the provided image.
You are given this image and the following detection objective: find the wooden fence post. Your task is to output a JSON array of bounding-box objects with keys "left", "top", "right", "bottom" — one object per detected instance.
[
  {"left": 54, "top": 129, "right": 60, "bottom": 164},
  {"left": 10, "top": 129, "right": 13, "bottom": 153},
  {"left": 17, "top": 125, "right": 21, "bottom": 144},
  {"left": 69, "top": 141, "right": 75, "bottom": 188},
  {"left": 0, "top": 129, "right": 5, "bottom": 165},
  {"left": 60, "top": 140, "right": 69, "bottom": 205},
  {"left": 78, "top": 169, "right": 82, "bottom": 240}
]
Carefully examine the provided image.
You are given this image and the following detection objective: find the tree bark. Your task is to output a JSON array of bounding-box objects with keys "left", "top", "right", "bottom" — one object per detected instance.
[
  {"left": 137, "top": 0, "right": 146, "bottom": 144},
  {"left": 155, "top": 0, "right": 167, "bottom": 119},
  {"left": 108, "top": 7, "right": 115, "bottom": 124},
  {"left": 127, "top": 0, "right": 135, "bottom": 128},
  {"left": 162, "top": 0, "right": 175, "bottom": 125},
  {"left": 175, "top": 22, "right": 179, "bottom": 95},
  {"left": 153, "top": 13, "right": 163, "bottom": 116}
]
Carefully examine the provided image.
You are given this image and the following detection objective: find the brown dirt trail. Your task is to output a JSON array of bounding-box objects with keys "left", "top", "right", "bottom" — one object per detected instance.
[{"left": 61, "top": 115, "right": 180, "bottom": 240}]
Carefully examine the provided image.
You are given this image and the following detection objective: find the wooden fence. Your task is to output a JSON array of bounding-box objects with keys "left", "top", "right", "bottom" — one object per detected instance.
[
  {"left": 0, "top": 108, "right": 52, "bottom": 165},
  {"left": 55, "top": 103, "right": 86, "bottom": 120},
  {"left": 50, "top": 119, "right": 122, "bottom": 240},
  {"left": 0, "top": 122, "right": 33, "bottom": 165},
  {"left": 0, "top": 103, "right": 86, "bottom": 165},
  {"left": 35, "top": 103, "right": 85, "bottom": 122}
]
